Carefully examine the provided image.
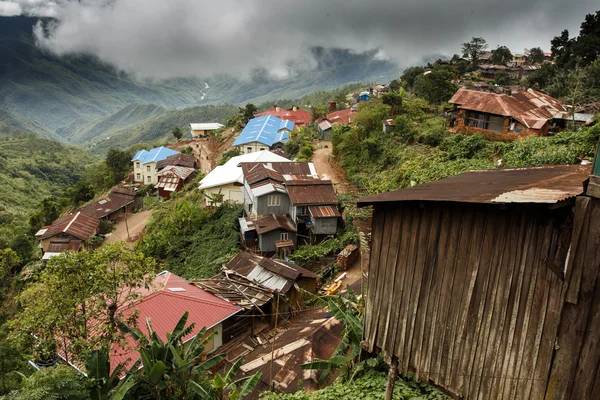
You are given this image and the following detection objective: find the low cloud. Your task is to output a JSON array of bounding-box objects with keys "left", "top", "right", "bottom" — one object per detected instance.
[
  {"left": 12, "top": 0, "right": 600, "bottom": 79},
  {"left": 0, "top": 1, "right": 22, "bottom": 16}
]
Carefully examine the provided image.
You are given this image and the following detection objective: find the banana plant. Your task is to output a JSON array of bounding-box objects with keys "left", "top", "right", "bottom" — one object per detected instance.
[{"left": 86, "top": 349, "right": 139, "bottom": 400}]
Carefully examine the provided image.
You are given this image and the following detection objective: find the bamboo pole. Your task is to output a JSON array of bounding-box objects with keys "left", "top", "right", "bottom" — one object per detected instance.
[
  {"left": 270, "top": 294, "right": 280, "bottom": 391},
  {"left": 385, "top": 356, "right": 399, "bottom": 400}
]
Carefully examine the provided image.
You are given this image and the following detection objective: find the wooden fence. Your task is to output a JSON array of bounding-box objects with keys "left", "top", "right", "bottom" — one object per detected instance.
[{"left": 364, "top": 196, "right": 600, "bottom": 399}]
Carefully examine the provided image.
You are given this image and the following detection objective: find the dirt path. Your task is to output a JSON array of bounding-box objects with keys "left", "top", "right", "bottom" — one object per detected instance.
[
  {"left": 312, "top": 141, "right": 356, "bottom": 194},
  {"left": 105, "top": 210, "right": 153, "bottom": 246}
]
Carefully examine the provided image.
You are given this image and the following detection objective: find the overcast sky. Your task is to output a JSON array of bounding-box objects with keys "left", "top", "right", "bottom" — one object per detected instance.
[{"left": 1, "top": 0, "right": 598, "bottom": 79}]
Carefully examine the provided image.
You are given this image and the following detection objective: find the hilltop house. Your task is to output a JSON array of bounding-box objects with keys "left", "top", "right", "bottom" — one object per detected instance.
[
  {"left": 36, "top": 212, "right": 100, "bottom": 260},
  {"left": 198, "top": 150, "right": 290, "bottom": 206},
  {"left": 156, "top": 153, "right": 195, "bottom": 170},
  {"left": 448, "top": 88, "right": 568, "bottom": 139},
  {"left": 238, "top": 162, "right": 339, "bottom": 253},
  {"left": 318, "top": 109, "right": 357, "bottom": 140},
  {"left": 189, "top": 123, "right": 224, "bottom": 139},
  {"left": 255, "top": 105, "right": 312, "bottom": 127},
  {"left": 132, "top": 146, "right": 180, "bottom": 185},
  {"left": 232, "top": 116, "right": 294, "bottom": 155},
  {"left": 359, "top": 91, "right": 371, "bottom": 101}
]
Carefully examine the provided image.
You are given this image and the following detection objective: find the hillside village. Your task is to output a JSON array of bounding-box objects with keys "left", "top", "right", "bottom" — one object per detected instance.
[{"left": 2, "top": 10, "right": 600, "bottom": 400}]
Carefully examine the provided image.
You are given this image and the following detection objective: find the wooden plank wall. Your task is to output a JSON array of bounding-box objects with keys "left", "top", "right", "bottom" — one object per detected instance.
[{"left": 364, "top": 200, "right": 585, "bottom": 399}]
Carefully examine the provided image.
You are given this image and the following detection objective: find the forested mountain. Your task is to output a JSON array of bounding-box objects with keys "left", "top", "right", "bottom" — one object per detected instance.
[
  {"left": 0, "top": 16, "right": 398, "bottom": 142},
  {"left": 0, "top": 109, "right": 60, "bottom": 141}
]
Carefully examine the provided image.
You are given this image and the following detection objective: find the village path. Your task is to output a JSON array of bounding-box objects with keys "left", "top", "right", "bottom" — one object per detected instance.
[
  {"left": 105, "top": 210, "right": 153, "bottom": 247},
  {"left": 312, "top": 141, "right": 356, "bottom": 195}
]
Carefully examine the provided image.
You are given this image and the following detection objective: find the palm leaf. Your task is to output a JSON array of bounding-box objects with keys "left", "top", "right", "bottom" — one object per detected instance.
[
  {"left": 238, "top": 371, "right": 263, "bottom": 398},
  {"left": 189, "top": 381, "right": 212, "bottom": 399}
]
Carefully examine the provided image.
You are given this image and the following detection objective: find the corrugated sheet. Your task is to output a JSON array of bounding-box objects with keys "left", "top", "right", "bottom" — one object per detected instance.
[
  {"left": 194, "top": 270, "right": 274, "bottom": 309},
  {"left": 241, "top": 162, "right": 316, "bottom": 185},
  {"left": 253, "top": 215, "right": 296, "bottom": 234},
  {"left": 255, "top": 108, "right": 312, "bottom": 126},
  {"left": 232, "top": 116, "right": 292, "bottom": 147},
  {"left": 326, "top": 109, "right": 356, "bottom": 125},
  {"left": 309, "top": 205, "right": 341, "bottom": 218},
  {"left": 77, "top": 190, "right": 136, "bottom": 219},
  {"left": 157, "top": 165, "right": 195, "bottom": 179},
  {"left": 131, "top": 146, "right": 179, "bottom": 164},
  {"left": 247, "top": 265, "right": 290, "bottom": 292},
  {"left": 46, "top": 239, "right": 82, "bottom": 253},
  {"left": 156, "top": 153, "right": 195, "bottom": 170},
  {"left": 41, "top": 211, "right": 100, "bottom": 241},
  {"left": 286, "top": 180, "right": 339, "bottom": 205},
  {"left": 357, "top": 165, "right": 591, "bottom": 206},
  {"left": 190, "top": 123, "right": 224, "bottom": 131}
]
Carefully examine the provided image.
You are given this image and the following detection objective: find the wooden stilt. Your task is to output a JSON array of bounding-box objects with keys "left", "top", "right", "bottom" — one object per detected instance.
[{"left": 385, "top": 356, "right": 399, "bottom": 400}]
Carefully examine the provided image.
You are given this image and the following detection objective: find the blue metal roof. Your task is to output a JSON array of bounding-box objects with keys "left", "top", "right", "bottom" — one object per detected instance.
[
  {"left": 232, "top": 116, "right": 293, "bottom": 147},
  {"left": 131, "top": 146, "right": 180, "bottom": 164}
]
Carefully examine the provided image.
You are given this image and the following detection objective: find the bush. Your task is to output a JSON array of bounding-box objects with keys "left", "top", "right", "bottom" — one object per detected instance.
[
  {"left": 441, "top": 134, "right": 487, "bottom": 160},
  {"left": 290, "top": 231, "right": 358, "bottom": 265},
  {"left": 98, "top": 219, "right": 114, "bottom": 234},
  {"left": 218, "top": 148, "right": 242, "bottom": 165},
  {"left": 2, "top": 365, "right": 89, "bottom": 400},
  {"left": 180, "top": 146, "right": 193, "bottom": 154}
]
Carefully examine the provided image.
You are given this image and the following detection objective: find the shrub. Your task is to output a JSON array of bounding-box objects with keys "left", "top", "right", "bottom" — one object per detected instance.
[
  {"left": 441, "top": 134, "right": 487, "bottom": 160},
  {"left": 98, "top": 219, "right": 114, "bottom": 234},
  {"left": 180, "top": 146, "right": 193, "bottom": 154}
]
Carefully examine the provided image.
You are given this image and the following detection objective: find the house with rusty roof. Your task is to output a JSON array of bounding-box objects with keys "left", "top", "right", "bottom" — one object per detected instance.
[
  {"left": 356, "top": 163, "right": 600, "bottom": 400},
  {"left": 76, "top": 188, "right": 138, "bottom": 221},
  {"left": 156, "top": 165, "right": 196, "bottom": 198},
  {"left": 36, "top": 211, "right": 100, "bottom": 260},
  {"left": 255, "top": 105, "right": 312, "bottom": 127},
  {"left": 238, "top": 162, "right": 340, "bottom": 253},
  {"left": 449, "top": 88, "right": 568, "bottom": 139},
  {"left": 194, "top": 251, "right": 318, "bottom": 327}
]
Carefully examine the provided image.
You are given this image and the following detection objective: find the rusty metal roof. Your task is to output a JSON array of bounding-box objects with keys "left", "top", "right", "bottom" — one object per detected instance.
[
  {"left": 252, "top": 215, "right": 296, "bottom": 234},
  {"left": 241, "top": 162, "right": 316, "bottom": 185},
  {"left": 77, "top": 191, "right": 136, "bottom": 220},
  {"left": 41, "top": 211, "right": 100, "bottom": 241},
  {"left": 156, "top": 153, "right": 195, "bottom": 170},
  {"left": 286, "top": 180, "right": 339, "bottom": 205},
  {"left": 226, "top": 251, "right": 317, "bottom": 282},
  {"left": 309, "top": 205, "right": 341, "bottom": 218},
  {"left": 357, "top": 165, "right": 591, "bottom": 206},
  {"left": 193, "top": 269, "right": 274, "bottom": 309},
  {"left": 46, "top": 239, "right": 82, "bottom": 253}
]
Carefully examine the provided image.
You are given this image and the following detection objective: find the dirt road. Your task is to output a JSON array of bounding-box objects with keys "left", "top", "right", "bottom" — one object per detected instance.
[
  {"left": 311, "top": 141, "right": 355, "bottom": 194},
  {"left": 105, "top": 210, "right": 153, "bottom": 246}
]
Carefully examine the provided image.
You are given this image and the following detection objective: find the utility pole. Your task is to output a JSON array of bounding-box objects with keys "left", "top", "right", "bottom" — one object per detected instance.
[
  {"left": 124, "top": 209, "right": 130, "bottom": 241},
  {"left": 269, "top": 294, "right": 280, "bottom": 391}
]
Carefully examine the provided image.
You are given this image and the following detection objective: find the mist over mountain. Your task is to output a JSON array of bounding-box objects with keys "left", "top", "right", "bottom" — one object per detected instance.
[{"left": 0, "top": 16, "right": 399, "bottom": 141}]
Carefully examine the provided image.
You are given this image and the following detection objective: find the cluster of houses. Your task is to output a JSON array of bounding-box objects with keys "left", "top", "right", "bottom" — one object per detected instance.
[{"left": 132, "top": 146, "right": 196, "bottom": 195}]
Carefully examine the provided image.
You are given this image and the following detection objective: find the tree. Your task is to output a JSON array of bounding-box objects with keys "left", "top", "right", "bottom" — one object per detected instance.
[
  {"left": 525, "top": 62, "right": 559, "bottom": 90},
  {"left": 551, "top": 29, "right": 575, "bottom": 69},
  {"left": 388, "top": 79, "right": 401, "bottom": 93},
  {"left": 10, "top": 244, "right": 156, "bottom": 366},
  {"left": 310, "top": 104, "right": 328, "bottom": 121},
  {"left": 105, "top": 148, "right": 132, "bottom": 184},
  {"left": 528, "top": 47, "right": 545, "bottom": 64},
  {"left": 413, "top": 69, "right": 458, "bottom": 105},
  {"left": 462, "top": 37, "right": 488, "bottom": 68},
  {"left": 491, "top": 46, "right": 513, "bottom": 66},
  {"left": 69, "top": 181, "right": 95, "bottom": 205},
  {"left": 494, "top": 70, "right": 512, "bottom": 86},
  {"left": 172, "top": 127, "right": 184, "bottom": 140},
  {"left": 574, "top": 10, "right": 600, "bottom": 66},
  {"left": 241, "top": 103, "right": 258, "bottom": 125},
  {"left": 0, "top": 249, "right": 20, "bottom": 283},
  {"left": 400, "top": 66, "right": 424, "bottom": 89},
  {"left": 1, "top": 365, "right": 89, "bottom": 400},
  {"left": 381, "top": 93, "right": 403, "bottom": 117}
]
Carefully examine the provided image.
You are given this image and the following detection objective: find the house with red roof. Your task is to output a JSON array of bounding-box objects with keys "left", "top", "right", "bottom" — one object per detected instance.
[
  {"left": 110, "top": 271, "right": 242, "bottom": 372},
  {"left": 255, "top": 105, "right": 312, "bottom": 127}
]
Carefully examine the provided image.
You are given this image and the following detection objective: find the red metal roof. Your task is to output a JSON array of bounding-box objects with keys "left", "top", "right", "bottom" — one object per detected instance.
[
  {"left": 326, "top": 109, "right": 357, "bottom": 126},
  {"left": 41, "top": 211, "right": 100, "bottom": 241},
  {"left": 357, "top": 165, "right": 591, "bottom": 206},
  {"left": 110, "top": 272, "right": 240, "bottom": 371},
  {"left": 255, "top": 108, "right": 312, "bottom": 126},
  {"left": 309, "top": 205, "right": 341, "bottom": 218}
]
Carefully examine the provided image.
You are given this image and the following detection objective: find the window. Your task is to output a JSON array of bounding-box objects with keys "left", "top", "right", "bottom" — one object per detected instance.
[
  {"left": 136, "top": 173, "right": 141, "bottom": 180},
  {"left": 247, "top": 147, "right": 253, "bottom": 153},
  {"left": 146, "top": 165, "right": 151, "bottom": 172},
  {"left": 298, "top": 206, "right": 309, "bottom": 216},
  {"left": 136, "top": 162, "right": 140, "bottom": 169},
  {"left": 147, "top": 176, "right": 151, "bottom": 183},
  {"left": 281, "top": 232, "right": 289, "bottom": 241},
  {"left": 260, "top": 148, "right": 265, "bottom": 151},
  {"left": 267, "top": 195, "right": 280, "bottom": 207}
]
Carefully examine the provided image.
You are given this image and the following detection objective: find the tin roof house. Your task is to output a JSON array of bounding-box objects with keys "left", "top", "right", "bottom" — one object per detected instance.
[
  {"left": 232, "top": 116, "right": 294, "bottom": 155},
  {"left": 238, "top": 162, "right": 339, "bottom": 254},
  {"left": 131, "top": 146, "right": 180, "bottom": 185},
  {"left": 36, "top": 212, "right": 100, "bottom": 260}
]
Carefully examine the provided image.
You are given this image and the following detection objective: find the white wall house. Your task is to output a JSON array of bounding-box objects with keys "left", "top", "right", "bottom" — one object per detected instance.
[{"left": 132, "top": 146, "right": 180, "bottom": 185}]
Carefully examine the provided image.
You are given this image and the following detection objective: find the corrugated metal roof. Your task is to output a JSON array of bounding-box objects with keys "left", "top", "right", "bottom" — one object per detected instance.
[
  {"left": 326, "top": 109, "right": 356, "bottom": 125},
  {"left": 77, "top": 190, "right": 136, "bottom": 220},
  {"left": 156, "top": 153, "right": 195, "bottom": 170},
  {"left": 46, "top": 239, "right": 82, "bottom": 253},
  {"left": 241, "top": 162, "right": 316, "bottom": 185},
  {"left": 255, "top": 108, "right": 312, "bottom": 126},
  {"left": 232, "top": 116, "right": 292, "bottom": 147},
  {"left": 157, "top": 165, "right": 195, "bottom": 179},
  {"left": 253, "top": 215, "right": 296, "bottom": 234},
  {"left": 309, "top": 205, "right": 341, "bottom": 218},
  {"left": 193, "top": 270, "right": 274, "bottom": 309},
  {"left": 357, "top": 165, "right": 591, "bottom": 206},
  {"left": 247, "top": 265, "right": 290, "bottom": 292},
  {"left": 41, "top": 211, "right": 100, "bottom": 241},
  {"left": 318, "top": 120, "right": 333, "bottom": 130},
  {"left": 131, "top": 146, "right": 180, "bottom": 164},
  {"left": 286, "top": 180, "right": 339, "bottom": 206},
  {"left": 190, "top": 123, "right": 224, "bottom": 131}
]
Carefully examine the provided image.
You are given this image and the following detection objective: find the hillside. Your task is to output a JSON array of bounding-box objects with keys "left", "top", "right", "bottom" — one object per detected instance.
[
  {"left": 86, "top": 103, "right": 239, "bottom": 153},
  {"left": 0, "top": 17, "right": 398, "bottom": 140},
  {"left": 0, "top": 108, "right": 61, "bottom": 141},
  {"left": 0, "top": 128, "right": 97, "bottom": 215}
]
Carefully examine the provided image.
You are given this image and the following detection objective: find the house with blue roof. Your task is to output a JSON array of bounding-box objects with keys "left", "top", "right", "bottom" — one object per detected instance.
[
  {"left": 131, "top": 146, "right": 180, "bottom": 184},
  {"left": 232, "top": 116, "right": 294, "bottom": 155}
]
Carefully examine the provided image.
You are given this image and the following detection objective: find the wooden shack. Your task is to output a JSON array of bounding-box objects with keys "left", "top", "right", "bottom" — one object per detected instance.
[{"left": 357, "top": 164, "right": 600, "bottom": 400}]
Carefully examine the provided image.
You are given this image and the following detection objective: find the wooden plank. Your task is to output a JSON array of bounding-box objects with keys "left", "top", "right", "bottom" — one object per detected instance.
[
  {"left": 379, "top": 207, "right": 404, "bottom": 352},
  {"left": 515, "top": 220, "right": 554, "bottom": 399},
  {"left": 468, "top": 210, "right": 508, "bottom": 399},
  {"left": 373, "top": 207, "right": 396, "bottom": 351},
  {"left": 412, "top": 207, "right": 443, "bottom": 380},
  {"left": 501, "top": 214, "right": 539, "bottom": 399},
  {"left": 566, "top": 200, "right": 600, "bottom": 400},
  {"left": 565, "top": 197, "right": 591, "bottom": 304},
  {"left": 365, "top": 207, "right": 387, "bottom": 352},
  {"left": 396, "top": 206, "right": 423, "bottom": 370},
  {"left": 491, "top": 212, "right": 530, "bottom": 399},
  {"left": 452, "top": 209, "right": 488, "bottom": 395},
  {"left": 433, "top": 206, "right": 464, "bottom": 388},
  {"left": 401, "top": 207, "right": 433, "bottom": 373},
  {"left": 421, "top": 207, "right": 453, "bottom": 383},
  {"left": 443, "top": 207, "right": 475, "bottom": 390}
]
